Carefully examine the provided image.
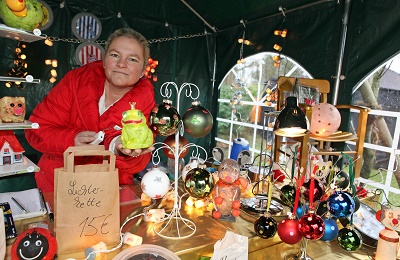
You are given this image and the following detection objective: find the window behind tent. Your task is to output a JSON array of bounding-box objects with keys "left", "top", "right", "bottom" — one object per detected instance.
[
  {"left": 215, "top": 51, "right": 400, "bottom": 208},
  {"left": 352, "top": 53, "right": 400, "bottom": 205},
  {"left": 214, "top": 52, "right": 311, "bottom": 161}
]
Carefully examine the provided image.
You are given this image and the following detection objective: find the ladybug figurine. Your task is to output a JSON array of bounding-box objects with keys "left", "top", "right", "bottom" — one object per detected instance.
[{"left": 11, "top": 228, "right": 57, "bottom": 260}]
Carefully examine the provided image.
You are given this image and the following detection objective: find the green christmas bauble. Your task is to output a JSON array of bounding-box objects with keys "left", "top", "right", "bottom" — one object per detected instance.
[
  {"left": 182, "top": 101, "right": 213, "bottom": 138},
  {"left": 184, "top": 167, "right": 214, "bottom": 198},
  {"left": 150, "top": 99, "right": 181, "bottom": 136},
  {"left": 280, "top": 184, "right": 296, "bottom": 205},
  {"left": 337, "top": 226, "right": 362, "bottom": 251}
]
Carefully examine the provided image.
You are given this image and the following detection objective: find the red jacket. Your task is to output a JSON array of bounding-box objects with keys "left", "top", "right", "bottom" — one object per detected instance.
[{"left": 25, "top": 61, "right": 156, "bottom": 192}]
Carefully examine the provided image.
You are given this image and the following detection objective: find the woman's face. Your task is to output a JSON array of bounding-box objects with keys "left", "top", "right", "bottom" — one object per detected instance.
[{"left": 103, "top": 36, "right": 146, "bottom": 88}]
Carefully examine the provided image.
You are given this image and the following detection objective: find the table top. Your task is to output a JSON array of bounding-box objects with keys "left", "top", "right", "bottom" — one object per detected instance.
[{"left": 5, "top": 184, "right": 376, "bottom": 260}]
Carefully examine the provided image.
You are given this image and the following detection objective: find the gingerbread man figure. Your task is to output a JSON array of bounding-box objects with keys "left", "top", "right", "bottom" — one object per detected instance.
[{"left": 212, "top": 158, "right": 248, "bottom": 221}]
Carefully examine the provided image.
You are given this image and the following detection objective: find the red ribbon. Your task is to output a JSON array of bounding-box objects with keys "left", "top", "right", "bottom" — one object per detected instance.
[{"left": 292, "top": 174, "right": 305, "bottom": 215}]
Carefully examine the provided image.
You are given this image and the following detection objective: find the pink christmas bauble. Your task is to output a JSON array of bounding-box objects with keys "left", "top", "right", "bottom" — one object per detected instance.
[
  {"left": 310, "top": 103, "right": 341, "bottom": 136},
  {"left": 298, "top": 212, "right": 325, "bottom": 240},
  {"left": 277, "top": 218, "right": 303, "bottom": 244},
  {"left": 141, "top": 167, "right": 170, "bottom": 199}
]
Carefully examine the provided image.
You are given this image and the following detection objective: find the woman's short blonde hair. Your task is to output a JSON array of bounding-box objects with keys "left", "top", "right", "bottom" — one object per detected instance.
[{"left": 105, "top": 28, "right": 150, "bottom": 69}]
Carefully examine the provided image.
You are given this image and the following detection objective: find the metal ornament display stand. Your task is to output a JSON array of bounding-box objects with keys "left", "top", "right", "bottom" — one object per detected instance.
[{"left": 152, "top": 82, "right": 208, "bottom": 239}]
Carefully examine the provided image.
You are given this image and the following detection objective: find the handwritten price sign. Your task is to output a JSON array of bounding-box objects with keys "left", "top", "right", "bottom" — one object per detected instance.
[
  {"left": 66, "top": 180, "right": 115, "bottom": 238},
  {"left": 54, "top": 147, "right": 120, "bottom": 254}
]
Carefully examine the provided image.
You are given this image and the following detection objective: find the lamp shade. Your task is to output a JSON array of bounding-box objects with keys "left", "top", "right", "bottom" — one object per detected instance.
[{"left": 274, "top": 96, "right": 308, "bottom": 137}]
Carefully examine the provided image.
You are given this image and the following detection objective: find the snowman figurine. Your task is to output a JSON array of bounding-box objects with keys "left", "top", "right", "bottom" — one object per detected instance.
[{"left": 375, "top": 205, "right": 400, "bottom": 260}]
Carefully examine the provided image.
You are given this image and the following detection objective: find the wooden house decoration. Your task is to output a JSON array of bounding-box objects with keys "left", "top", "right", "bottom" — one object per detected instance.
[{"left": 0, "top": 130, "right": 24, "bottom": 165}]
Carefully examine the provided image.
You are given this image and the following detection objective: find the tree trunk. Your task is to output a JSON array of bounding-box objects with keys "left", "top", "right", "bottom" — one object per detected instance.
[{"left": 357, "top": 76, "right": 400, "bottom": 186}]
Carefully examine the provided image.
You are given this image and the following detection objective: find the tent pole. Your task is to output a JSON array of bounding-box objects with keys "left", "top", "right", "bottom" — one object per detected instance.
[
  {"left": 332, "top": 0, "right": 351, "bottom": 105},
  {"left": 180, "top": 0, "right": 217, "bottom": 32}
]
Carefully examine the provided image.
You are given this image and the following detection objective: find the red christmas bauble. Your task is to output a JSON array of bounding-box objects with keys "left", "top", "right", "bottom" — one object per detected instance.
[
  {"left": 302, "top": 179, "right": 324, "bottom": 202},
  {"left": 277, "top": 218, "right": 303, "bottom": 244},
  {"left": 182, "top": 101, "right": 213, "bottom": 138},
  {"left": 298, "top": 212, "right": 325, "bottom": 240},
  {"left": 162, "top": 135, "right": 189, "bottom": 159},
  {"left": 150, "top": 99, "right": 181, "bottom": 136}
]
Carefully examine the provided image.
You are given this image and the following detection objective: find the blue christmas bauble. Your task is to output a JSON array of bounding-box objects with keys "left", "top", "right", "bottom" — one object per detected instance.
[
  {"left": 296, "top": 204, "right": 309, "bottom": 218},
  {"left": 320, "top": 218, "right": 339, "bottom": 241},
  {"left": 327, "top": 191, "right": 355, "bottom": 218}
]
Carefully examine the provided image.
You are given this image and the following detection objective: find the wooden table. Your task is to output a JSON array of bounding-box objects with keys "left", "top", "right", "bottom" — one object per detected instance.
[{"left": 5, "top": 185, "right": 375, "bottom": 260}]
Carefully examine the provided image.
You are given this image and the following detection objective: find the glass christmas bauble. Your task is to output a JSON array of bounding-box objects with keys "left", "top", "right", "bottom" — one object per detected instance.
[
  {"left": 327, "top": 191, "right": 355, "bottom": 218},
  {"left": 298, "top": 212, "right": 325, "bottom": 240},
  {"left": 277, "top": 218, "right": 303, "bottom": 244},
  {"left": 181, "top": 157, "right": 203, "bottom": 181},
  {"left": 254, "top": 215, "right": 277, "bottom": 239},
  {"left": 150, "top": 99, "right": 181, "bottom": 136},
  {"left": 182, "top": 101, "right": 213, "bottom": 138},
  {"left": 296, "top": 204, "right": 308, "bottom": 218},
  {"left": 337, "top": 227, "right": 362, "bottom": 251},
  {"left": 141, "top": 167, "right": 170, "bottom": 199},
  {"left": 334, "top": 170, "right": 350, "bottom": 189},
  {"left": 320, "top": 217, "right": 339, "bottom": 242},
  {"left": 162, "top": 135, "right": 189, "bottom": 159},
  {"left": 302, "top": 179, "right": 324, "bottom": 202},
  {"left": 310, "top": 103, "right": 341, "bottom": 136},
  {"left": 184, "top": 167, "right": 214, "bottom": 198},
  {"left": 316, "top": 200, "right": 328, "bottom": 216},
  {"left": 280, "top": 184, "right": 296, "bottom": 205}
]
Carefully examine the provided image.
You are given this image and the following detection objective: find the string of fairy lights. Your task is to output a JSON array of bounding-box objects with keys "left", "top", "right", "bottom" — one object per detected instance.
[
  {"left": 4, "top": 8, "right": 286, "bottom": 90},
  {"left": 4, "top": 31, "right": 215, "bottom": 89}
]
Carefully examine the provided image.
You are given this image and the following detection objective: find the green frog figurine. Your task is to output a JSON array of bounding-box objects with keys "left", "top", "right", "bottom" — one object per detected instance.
[{"left": 121, "top": 102, "right": 154, "bottom": 149}]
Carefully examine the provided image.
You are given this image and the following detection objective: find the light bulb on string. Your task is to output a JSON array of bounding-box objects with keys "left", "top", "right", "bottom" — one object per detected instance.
[{"left": 44, "top": 38, "right": 53, "bottom": 46}]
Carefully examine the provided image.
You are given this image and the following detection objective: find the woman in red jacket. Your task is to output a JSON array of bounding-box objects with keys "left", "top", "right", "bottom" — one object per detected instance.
[{"left": 25, "top": 28, "right": 156, "bottom": 192}]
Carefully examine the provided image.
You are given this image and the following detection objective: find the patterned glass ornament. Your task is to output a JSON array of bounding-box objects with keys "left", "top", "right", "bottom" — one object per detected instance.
[
  {"left": 337, "top": 226, "right": 363, "bottom": 251},
  {"left": 254, "top": 214, "right": 277, "bottom": 239},
  {"left": 150, "top": 99, "right": 181, "bottom": 136},
  {"left": 316, "top": 200, "right": 328, "bottom": 216},
  {"left": 320, "top": 217, "right": 339, "bottom": 242},
  {"left": 334, "top": 170, "right": 350, "bottom": 189},
  {"left": 182, "top": 101, "right": 213, "bottom": 138},
  {"left": 327, "top": 191, "right": 355, "bottom": 218},
  {"left": 184, "top": 166, "right": 214, "bottom": 198},
  {"left": 280, "top": 184, "right": 296, "bottom": 205},
  {"left": 302, "top": 179, "right": 324, "bottom": 202},
  {"left": 140, "top": 167, "right": 170, "bottom": 199},
  {"left": 298, "top": 212, "right": 325, "bottom": 240},
  {"left": 310, "top": 103, "right": 341, "bottom": 136}
]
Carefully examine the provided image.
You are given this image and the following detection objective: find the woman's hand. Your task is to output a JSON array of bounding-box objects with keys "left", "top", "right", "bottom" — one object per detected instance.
[
  {"left": 114, "top": 136, "right": 155, "bottom": 157},
  {"left": 74, "top": 131, "right": 97, "bottom": 146}
]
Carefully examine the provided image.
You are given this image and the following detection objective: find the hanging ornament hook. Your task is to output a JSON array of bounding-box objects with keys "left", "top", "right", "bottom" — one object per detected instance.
[{"left": 278, "top": 6, "right": 286, "bottom": 17}]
